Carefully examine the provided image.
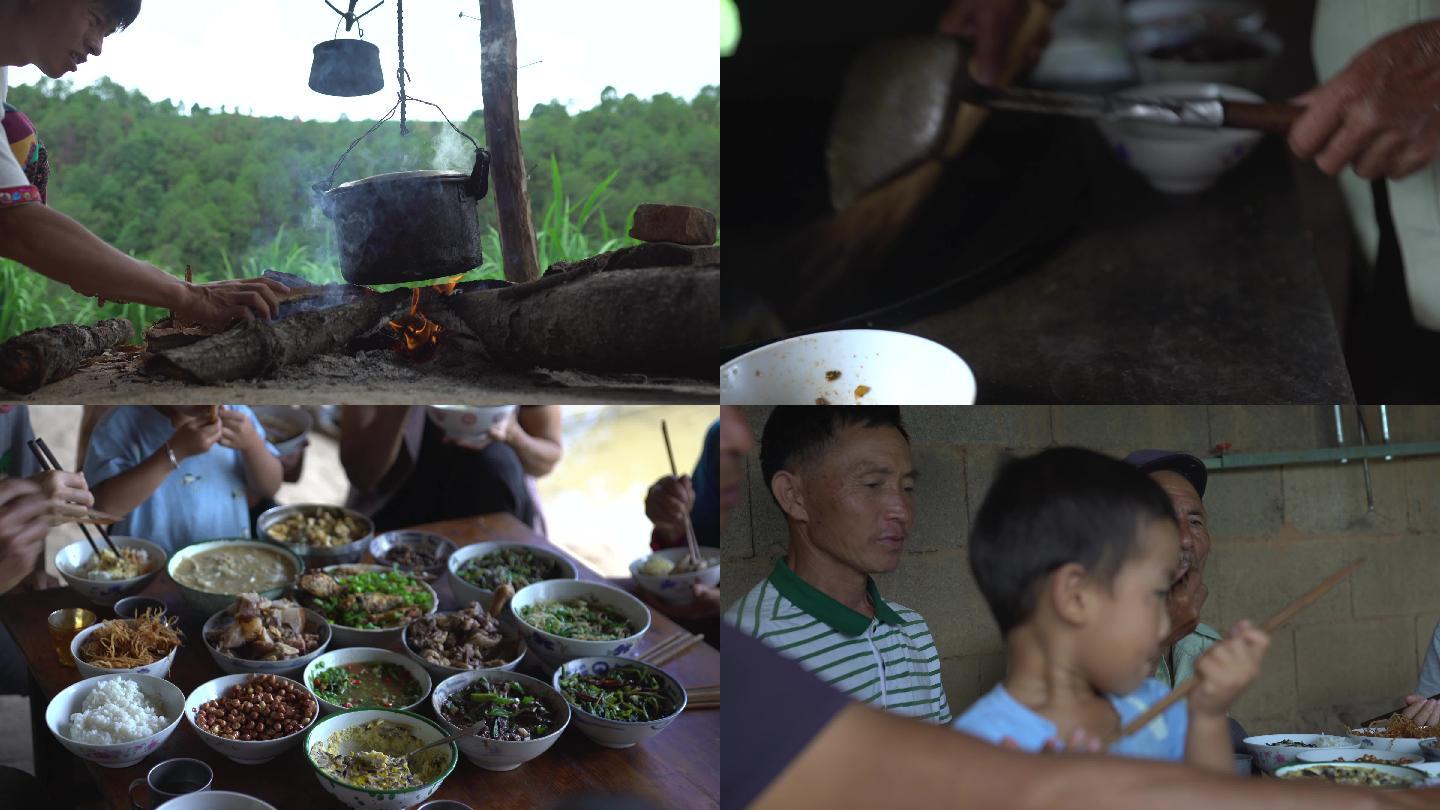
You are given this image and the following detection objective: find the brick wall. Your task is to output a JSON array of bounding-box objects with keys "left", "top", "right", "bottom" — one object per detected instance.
[{"left": 721, "top": 406, "right": 1440, "bottom": 735}]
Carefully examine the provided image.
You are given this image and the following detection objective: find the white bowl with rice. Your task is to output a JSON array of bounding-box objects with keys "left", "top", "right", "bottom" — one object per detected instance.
[
  {"left": 70, "top": 618, "right": 181, "bottom": 680},
  {"left": 510, "top": 580, "right": 652, "bottom": 668},
  {"left": 1242, "top": 733, "right": 1363, "bottom": 774},
  {"left": 44, "top": 673, "right": 184, "bottom": 768},
  {"left": 629, "top": 546, "right": 722, "bottom": 606},
  {"left": 55, "top": 536, "right": 167, "bottom": 607}
]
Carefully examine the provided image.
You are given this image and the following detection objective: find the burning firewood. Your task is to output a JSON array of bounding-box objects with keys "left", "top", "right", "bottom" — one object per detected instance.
[{"left": 0, "top": 318, "right": 134, "bottom": 394}]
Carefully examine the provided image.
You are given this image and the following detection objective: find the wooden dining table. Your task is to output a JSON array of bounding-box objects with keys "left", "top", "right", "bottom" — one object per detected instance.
[{"left": 0, "top": 513, "right": 719, "bottom": 809}]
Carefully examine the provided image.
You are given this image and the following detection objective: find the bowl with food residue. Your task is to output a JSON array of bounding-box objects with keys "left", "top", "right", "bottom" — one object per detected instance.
[
  {"left": 369, "top": 531, "right": 457, "bottom": 581},
  {"left": 402, "top": 602, "right": 527, "bottom": 682},
  {"left": 203, "top": 593, "right": 331, "bottom": 677},
  {"left": 630, "top": 546, "right": 721, "bottom": 606},
  {"left": 1128, "top": 26, "right": 1281, "bottom": 91},
  {"left": 304, "top": 647, "right": 432, "bottom": 715},
  {"left": 304, "top": 709, "right": 457, "bottom": 810},
  {"left": 721, "top": 329, "right": 977, "bottom": 405},
  {"left": 184, "top": 673, "right": 319, "bottom": 764},
  {"left": 1241, "top": 733, "right": 1363, "bottom": 774},
  {"left": 446, "top": 541, "right": 579, "bottom": 611},
  {"left": 55, "top": 536, "right": 167, "bottom": 606},
  {"left": 258, "top": 503, "right": 374, "bottom": 569},
  {"left": 44, "top": 673, "right": 185, "bottom": 768},
  {"left": 1275, "top": 762, "right": 1426, "bottom": 790},
  {"left": 553, "top": 657, "right": 687, "bottom": 749},
  {"left": 431, "top": 670, "right": 569, "bottom": 770},
  {"left": 71, "top": 612, "right": 183, "bottom": 679},
  {"left": 294, "top": 564, "right": 438, "bottom": 647},
  {"left": 168, "top": 539, "right": 303, "bottom": 616},
  {"left": 510, "top": 580, "right": 651, "bottom": 668}
]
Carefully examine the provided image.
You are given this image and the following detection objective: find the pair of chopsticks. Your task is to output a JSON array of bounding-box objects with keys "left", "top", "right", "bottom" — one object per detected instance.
[
  {"left": 660, "top": 420, "right": 702, "bottom": 566},
  {"left": 686, "top": 684, "right": 719, "bottom": 710},
  {"left": 636, "top": 631, "right": 704, "bottom": 668},
  {"left": 27, "top": 437, "right": 119, "bottom": 557},
  {"left": 1115, "top": 558, "right": 1365, "bottom": 742}
]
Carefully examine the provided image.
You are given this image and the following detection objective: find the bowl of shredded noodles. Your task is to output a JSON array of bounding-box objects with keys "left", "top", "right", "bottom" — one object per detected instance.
[
  {"left": 56, "top": 537, "right": 167, "bottom": 606},
  {"left": 71, "top": 611, "right": 184, "bottom": 679},
  {"left": 1350, "top": 714, "right": 1440, "bottom": 756}
]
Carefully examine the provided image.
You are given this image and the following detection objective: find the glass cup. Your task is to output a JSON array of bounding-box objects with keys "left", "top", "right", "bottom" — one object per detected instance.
[
  {"left": 128, "top": 758, "right": 213, "bottom": 810},
  {"left": 47, "top": 608, "right": 97, "bottom": 668}
]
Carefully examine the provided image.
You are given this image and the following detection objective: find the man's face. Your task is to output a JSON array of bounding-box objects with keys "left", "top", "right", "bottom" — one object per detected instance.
[
  {"left": 1149, "top": 470, "right": 1211, "bottom": 584},
  {"left": 718, "top": 406, "right": 755, "bottom": 534},
  {"left": 789, "top": 424, "right": 916, "bottom": 575},
  {"left": 29, "top": 1, "right": 116, "bottom": 79}
]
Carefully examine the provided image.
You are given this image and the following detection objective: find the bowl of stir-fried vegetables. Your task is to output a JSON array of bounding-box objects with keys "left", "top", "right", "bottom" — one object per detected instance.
[
  {"left": 446, "top": 541, "right": 578, "bottom": 609},
  {"left": 510, "top": 580, "right": 651, "bottom": 668},
  {"left": 297, "top": 565, "right": 438, "bottom": 648},
  {"left": 553, "top": 657, "right": 686, "bottom": 749},
  {"left": 431, "top": 670, "right": 570, "bottom": 770}
]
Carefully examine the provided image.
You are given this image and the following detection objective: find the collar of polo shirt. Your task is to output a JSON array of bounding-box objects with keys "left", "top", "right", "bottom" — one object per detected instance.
[{"left": 768, "top": 556, "right": 905, "bottom": 636}]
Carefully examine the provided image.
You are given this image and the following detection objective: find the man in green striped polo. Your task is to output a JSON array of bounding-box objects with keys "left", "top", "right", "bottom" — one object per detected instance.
[{"left": 724, "top": 406, "right": 951, "bottom": 724}]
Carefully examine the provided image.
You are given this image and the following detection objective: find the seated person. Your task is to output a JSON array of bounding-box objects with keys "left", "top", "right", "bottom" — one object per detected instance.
[
  {"left": 725, "top": 406, "right": 950, "bottom": 723},
  {"left": 643, "top": 417, "right": 720, "bottom": 618},
  {"left": 953, "top": 447, "right": 1268, "bottom": 772},
  {"left": 85, "top": 406, "right": 281, "bottom": 553},
  {"left": 1, "top": 404, "right": 92, "bottom": 589},
  {"left": 341, "top": 406, "right": 561, "bottom": 533}
]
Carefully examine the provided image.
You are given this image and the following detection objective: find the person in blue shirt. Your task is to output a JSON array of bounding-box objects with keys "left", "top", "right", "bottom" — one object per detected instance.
[
  {"left": 85, "top": 405, "right": 281, "bottom": 554},
  {"left": 952, "top": 447, "right": 1269, "bottom": 773}
]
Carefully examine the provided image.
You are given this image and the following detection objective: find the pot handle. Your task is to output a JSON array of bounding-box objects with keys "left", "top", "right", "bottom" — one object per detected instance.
[{"left": 466, "top": 148, "right": 491, "bottom": 200}]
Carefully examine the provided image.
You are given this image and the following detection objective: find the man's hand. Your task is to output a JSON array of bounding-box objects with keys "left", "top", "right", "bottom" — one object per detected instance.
[
  {"left": 1401, "top": 693, "right": 1440, "bottom": 727},
  {"left": 938, "top": 0, "right": 1049, "bottom": 86},
  {"left": 1289, "top": 19, "right": 1440, "bottom": 180},
  {"left": 1189, "top": 620, "right": 1270, "bottom": 718},
  {"left": 172, "top": 277, "right": 287, "bottom": 330},
  {"left": 170, "top": 414, "right": 222, "bottom": 460},
  {"left": 646, "top": 474, "right": 696, "bottom": 544},
  {"left": 218, "top": 407, "right": 263, "bottom": 452},
  {"left": 1164, "top": 565, "right": 1208, "bottom": 649},
  {"left": 0, "top": 479, "right": 50, "bottom": 593},
  {"left": 32, "top": 470, "right": 92, "bottom": 510}
]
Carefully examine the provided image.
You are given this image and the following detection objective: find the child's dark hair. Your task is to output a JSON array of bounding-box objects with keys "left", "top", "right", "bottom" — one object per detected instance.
[
  {"left": 759, "top": 406, "right": 908, "bottom": 503},
  {"left": 101, "top": 0, "right": 141, "bottom": 31},
  {"left": 969, "top": 447, "right": 1176, "bottom": 637}
]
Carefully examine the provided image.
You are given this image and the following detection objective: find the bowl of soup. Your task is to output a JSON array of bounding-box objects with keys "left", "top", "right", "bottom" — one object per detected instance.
[
  {"left": 167, "top": 540, "right": 303, "bottom": 616},
  {"left": 304, "top": 647, "right": 432, "bottom": 715}
]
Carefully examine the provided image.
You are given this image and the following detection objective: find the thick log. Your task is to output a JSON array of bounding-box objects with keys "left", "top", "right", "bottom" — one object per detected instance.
[
  {"left": 479, "top": 0, "right": 541, "bottom": 284},
  {"left": 546, "top": 242, "right": 720, "bottom": 275},
  {"left": 145, "top": 290, "right": 408, "bottom": 384},
  {"left": 0, "top": 318, "right": 134, "bottom": 394},
  {"left": 449, "top": 266, "right": 718, "bottom": 379}
]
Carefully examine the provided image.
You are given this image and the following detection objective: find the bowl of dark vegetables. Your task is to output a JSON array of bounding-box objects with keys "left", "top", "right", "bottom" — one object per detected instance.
[
  {"left": 304, "top": 647, "right": 433, "bottom": 715},
  {"left": 510, "top": 580, "right": 651, "bottom": 668},
  {"left": 369, "top": 532, "right": 456, "bottom": 581},
  {"left": 446, "top": 542, "right": 578, "bottom": 609},
  {"left": 430, "top": 670, "right": 570, "bottom": 770},
  {"left": 553, "top": 657, "right": 686, "bottom": 749}
]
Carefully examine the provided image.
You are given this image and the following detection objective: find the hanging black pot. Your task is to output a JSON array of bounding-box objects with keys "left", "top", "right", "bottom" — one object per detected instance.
[{"left": 309, "top": 39, "right": 384, "bottom": 97}]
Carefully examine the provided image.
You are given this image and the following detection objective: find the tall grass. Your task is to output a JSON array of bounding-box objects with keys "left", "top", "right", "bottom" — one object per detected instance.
[{"left": 0, "top": 161, "right": 636, "bottom": 341}]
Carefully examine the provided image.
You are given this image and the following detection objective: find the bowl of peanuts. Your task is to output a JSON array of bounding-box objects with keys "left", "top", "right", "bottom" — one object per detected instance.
[{"left": 184, "top": 673, "right": 319, "bottom": 764}]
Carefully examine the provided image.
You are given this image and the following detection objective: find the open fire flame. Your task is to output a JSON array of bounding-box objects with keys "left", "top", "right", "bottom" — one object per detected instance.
[{"left": 389, "top": 274, "right": 463, "bottom": 363}]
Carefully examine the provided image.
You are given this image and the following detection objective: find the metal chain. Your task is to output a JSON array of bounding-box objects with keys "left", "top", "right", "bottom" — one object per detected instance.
[
  {"left": 396, "top": 0, "right": 407, "bottom": 134},
  {"left": 318, "top": 95, "right": 480, "bottom": 192}
]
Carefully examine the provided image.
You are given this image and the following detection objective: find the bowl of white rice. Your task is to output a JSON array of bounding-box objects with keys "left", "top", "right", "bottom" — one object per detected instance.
[
  {"left": 45, "top": 674, "right": 184, "bottom": 768},
  {"left": 55, "top": 536, "right": 167, "bottom": 606}
]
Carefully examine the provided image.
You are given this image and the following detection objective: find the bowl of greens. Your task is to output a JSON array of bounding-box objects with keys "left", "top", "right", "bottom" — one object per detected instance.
[
  {"left": 304, "top": 647, "right": 432, "bottom": 715},
  {"left": 431, "top": 670, "right": 570, "bottom": 771},
  {"left": 510, "top": 580, "right": 651, "bottom": 668},
  {"left": 446, "top": 542, "right": 578, "bottom": 611},
  {"left": 295, "top": 565, "right": 438, "bottom": 648},
  {"left": 553, "top": 657, "right": 686, "bottom": 748}
]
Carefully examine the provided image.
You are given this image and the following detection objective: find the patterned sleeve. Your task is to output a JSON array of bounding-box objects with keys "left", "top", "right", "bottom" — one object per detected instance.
[{"left": 1, "top": 102, "right": 42, "bottom": 208}]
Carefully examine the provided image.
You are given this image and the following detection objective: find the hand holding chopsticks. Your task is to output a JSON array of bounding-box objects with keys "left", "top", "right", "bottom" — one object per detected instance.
[
  {"left": 660, "top": 420, "right": 702, "bottom": 569},
  {"left": 27, "top": 437, "right": 117, "bottom": 556}
]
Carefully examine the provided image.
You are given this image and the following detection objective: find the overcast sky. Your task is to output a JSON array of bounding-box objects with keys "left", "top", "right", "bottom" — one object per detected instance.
[{"left": 10, "top": 0, "right": 719, "bottom": 121}]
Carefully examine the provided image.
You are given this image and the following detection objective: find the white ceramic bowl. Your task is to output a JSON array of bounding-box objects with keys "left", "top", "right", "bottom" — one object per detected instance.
[
  {"left": 510, "top": 580, "right": 652, "bottom": 668},
  {"left": 183, "top": 673, "right": 318, "bottom": 764},
  {"left": 308, "top": 564, "right": 439, "bottom": 648},
  {"left": 369, "top": 531, "right": 457, "bottom": 581},
  {"left": 401, "top": 613, "right": 526, "bottom": 682},
  {"left": 1096, "top": 82, "right": 1265, "bottom": 194},
  {"left": 45, "top": 673, "right": 185, "bottom": 769},
  {"left": 1242, "top": 733, "right": 1364, "bottom": 774},
  {"left": 446, "top": 541, "right": 580, "bottom": 611},
  {"left": 553, "top": 657, "right": 687, "bottom": 749},
  {"left": 251, "top": 405, "right": 314, "bottom": 457},
  {"left": 1352, "top": 728, "right": 1430, "bottom": 757},
  {"left": 304, "top": 708, "right": 457, "bottom": 810},
  {"left": 430, "top": 670, "right": 570, "bottom": 770},
  {"left": 202, "top": 605, "right": 332, "bottom": 678},
  {"left": 153, "top": 791, "right": 280, "bottom": 809},
  {"left": 426, "top": 405, "right": 516, "bottom": 441},
  {"left": 1421, "top": 737, "right": 1440, "bottom": 761},
  {"left": 1129, "top": 27, "right": 1282, "bottom": 91},
  {"left": 167, "top": 540, "right": 303, "bottom": 616},
  {"left": 629, "top": 546, "right": 721, "bottom": 606},
  {"left": 1123, "top": 0, "right": 1264, "bottom": 32},
  {"left": 55, "top": 536, "right": 167, "bottom": 607},
  {"left": 70, "top": 619, "right": 179, "bottom": 680},
  {"left": 256, "top": 503, "right": 374, "bottom": 569},
  {"left": 1409, "top": 761, "right": 1440, "bottom": 777},
  {"left": 721, "top": 329, "right": 978, "bottom": 405},
  {"left": 1275, "top": 761, "right": 1427, "bottom": 789},
  {"left": 303, "top": 647, "right": 432, "bottom": 715},
  {"left": 1297, "top": 748, "right": 1421, "bottom": 767}
]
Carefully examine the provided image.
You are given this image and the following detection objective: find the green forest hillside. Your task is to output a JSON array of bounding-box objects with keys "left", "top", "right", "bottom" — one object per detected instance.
[{"left": 0, "top": 78, "right": 719, "bottom": 339}]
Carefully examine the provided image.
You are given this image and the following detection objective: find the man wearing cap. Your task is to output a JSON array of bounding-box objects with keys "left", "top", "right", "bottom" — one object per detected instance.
[{"left": 1123, "top": 450, "right": 1219, "bottom": 689}]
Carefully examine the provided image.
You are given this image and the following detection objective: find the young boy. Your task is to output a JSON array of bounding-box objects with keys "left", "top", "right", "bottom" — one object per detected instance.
[
  {"left": 85, "top": 405, "right": 282, "bottom": 553},
  {"left": 952, "top": 447, "right": 1268, "bottom": 773}
]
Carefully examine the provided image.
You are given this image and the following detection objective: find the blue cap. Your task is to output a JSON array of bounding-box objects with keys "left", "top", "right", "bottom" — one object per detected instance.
[{"left": 1123, "top": 449, "right": 1207, "bottom": 498}]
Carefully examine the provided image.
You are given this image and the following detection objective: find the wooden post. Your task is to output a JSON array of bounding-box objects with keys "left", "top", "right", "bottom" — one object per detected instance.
[{"left": 480, "top": 0, "right": 541, "bottom": 283}]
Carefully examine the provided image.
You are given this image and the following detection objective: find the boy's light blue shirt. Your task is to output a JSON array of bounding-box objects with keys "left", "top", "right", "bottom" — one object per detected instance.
[
  {"left": 953, "top": 678, "right": 1188, "bottom": 761},
  {"left": 85, "top": 406, "right": 278, "bottom": 555}
]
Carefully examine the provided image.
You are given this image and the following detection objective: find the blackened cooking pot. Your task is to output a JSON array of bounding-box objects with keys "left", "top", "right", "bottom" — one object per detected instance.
[{"left": 321, "top": 147, "right": 490, "bottom": 285}]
